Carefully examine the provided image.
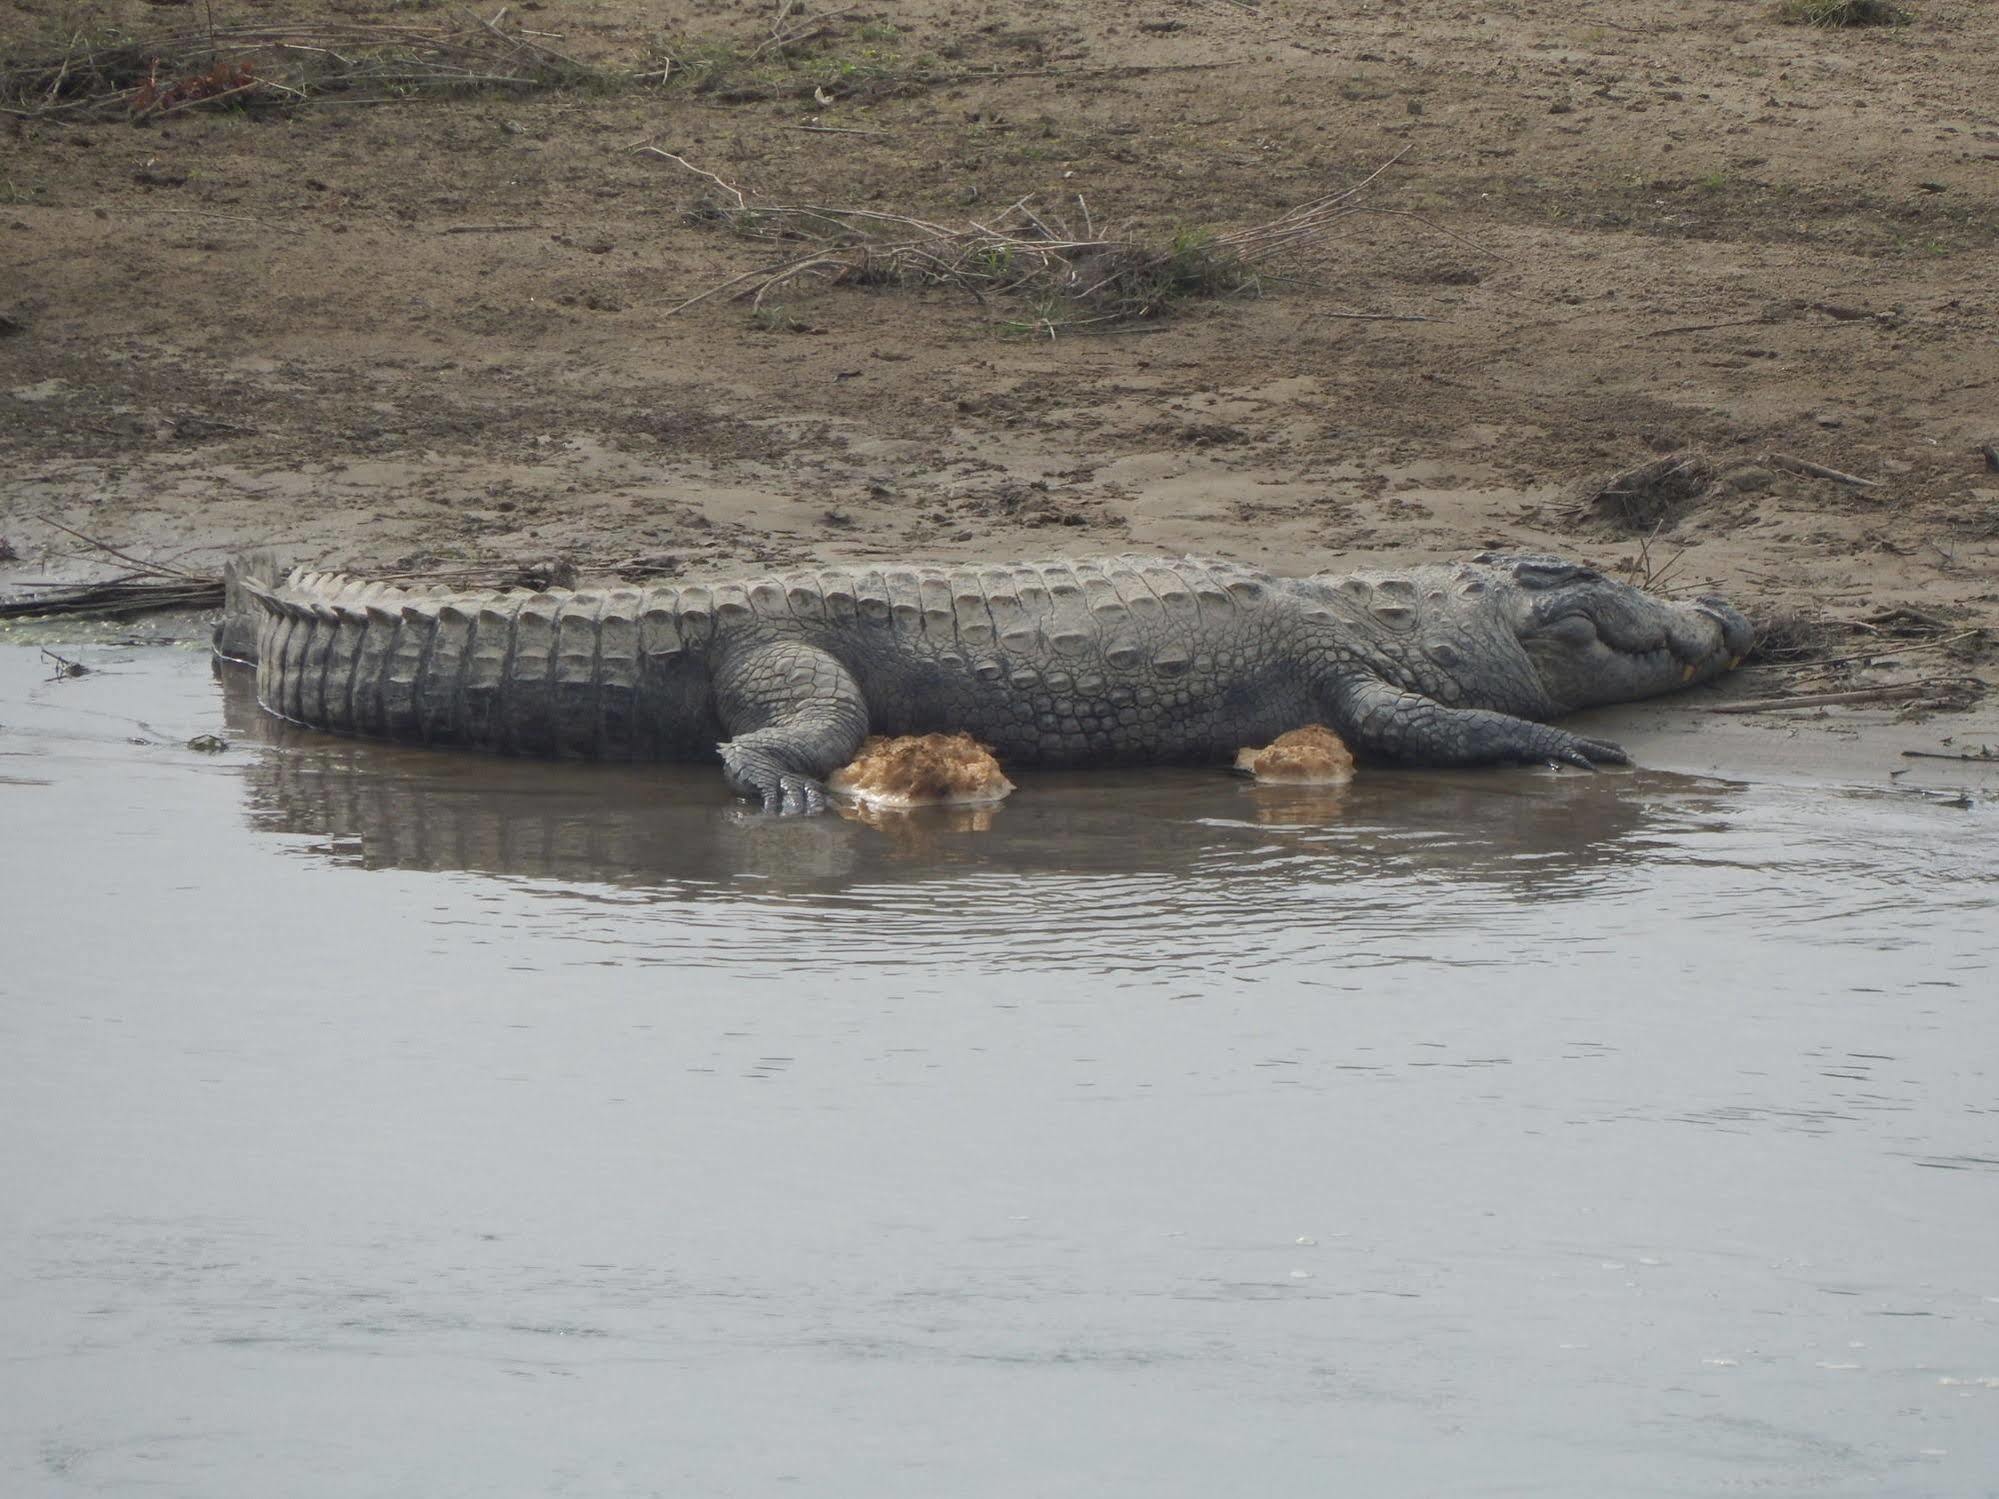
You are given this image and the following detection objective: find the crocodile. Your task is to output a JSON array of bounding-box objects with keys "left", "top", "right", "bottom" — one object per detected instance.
[{"left": 215, "top": 551, "right": 1753, "bottom": 813}]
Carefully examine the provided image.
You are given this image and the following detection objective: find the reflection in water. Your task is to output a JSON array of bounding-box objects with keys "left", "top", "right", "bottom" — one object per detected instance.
[
  {"left": 214, "top": 660, "right": 1772, "bottom": 977},
  {"left": 219, "top": 658, "right": 1699, "bottom": 893},
  {"left": 213, "top": 660, "right": 1999, "bottom": 979}
]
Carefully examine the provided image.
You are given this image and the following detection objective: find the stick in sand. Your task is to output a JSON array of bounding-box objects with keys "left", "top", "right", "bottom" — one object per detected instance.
[{"left": 1708, "top": 680, "right": 1954, "bottom": 714}]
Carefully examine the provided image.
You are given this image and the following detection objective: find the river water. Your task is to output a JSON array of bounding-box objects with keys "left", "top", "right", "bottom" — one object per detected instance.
[{"left": 2, "top": 644, "right": 1995, "bottom": 1498}]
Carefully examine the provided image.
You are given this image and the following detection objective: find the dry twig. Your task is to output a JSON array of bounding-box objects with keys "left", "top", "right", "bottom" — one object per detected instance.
[
  {"left": 41, "top": 648, "right": 90, "bottom": 680},
  {"left": 1708, "top": 679, "right": 1957, "bottom": 714},
  {"left": 1804, "top": 628, "right": 1983, "bottom": 671},
  {"left": 39, "top": 517, "right": 206, "bottom": 580},
  {"left": 1766, "top": 452, "right": 1882, "bottom": 488}
]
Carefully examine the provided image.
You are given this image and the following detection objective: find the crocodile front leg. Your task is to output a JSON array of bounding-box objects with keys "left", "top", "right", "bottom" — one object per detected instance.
[
  {"left": 1331, "top": 676, "right": 1628, "bottom": 770},
  {"left": 712, "top": 640, "right": 871, "bottom": 813}
]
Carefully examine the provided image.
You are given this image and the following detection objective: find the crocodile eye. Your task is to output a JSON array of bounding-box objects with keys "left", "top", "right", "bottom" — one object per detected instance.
[{"left": 1512, "top": 559, "right": 1600, "bottom": 590}]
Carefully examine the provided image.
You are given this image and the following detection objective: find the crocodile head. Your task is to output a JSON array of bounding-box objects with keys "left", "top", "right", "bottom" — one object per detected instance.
[{"left": 1477, "top": 553, "right": 1754, "bottom": 711}]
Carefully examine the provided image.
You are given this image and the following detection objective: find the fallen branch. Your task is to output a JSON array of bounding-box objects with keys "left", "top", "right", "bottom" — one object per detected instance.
[
  {"left": 1643, "top": 316, "right": 1771, "bottom": 338},
  {"left": 1901, "top": 747, "right": 1998, "bottom": 763},
  {"left": 1708, "top": 679, "right": 1955, "bottom": 714},
  {"left": 637, "top": 146, "right": 746, "bottom": 207},
  {"left": 84, "top": 206, "right": 271, "bottom": 224},
  {"left": 1765, "top": 452, "right": 1882, "bottom": 488}
]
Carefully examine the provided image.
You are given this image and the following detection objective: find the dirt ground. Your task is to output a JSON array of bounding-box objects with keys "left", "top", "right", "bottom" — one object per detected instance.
[{"left": 3, "top": 0, "right": 1997, "bottom": 747}]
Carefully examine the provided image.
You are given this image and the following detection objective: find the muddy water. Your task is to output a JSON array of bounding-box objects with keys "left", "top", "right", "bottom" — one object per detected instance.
[{"left": 2, "top": 645, "right": 1995, "bottom": 1499}]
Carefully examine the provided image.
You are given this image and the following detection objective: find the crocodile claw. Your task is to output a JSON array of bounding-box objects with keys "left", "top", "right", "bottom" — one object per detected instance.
[
  {"left": 718, "top": 744, "right": 830, "bottom": 815},
  {"left": 766, "top": 772, "right": 828, "bottom": 816},
  {"left": 1547, "top": 732, "right": 1628, "bottom": 770}
]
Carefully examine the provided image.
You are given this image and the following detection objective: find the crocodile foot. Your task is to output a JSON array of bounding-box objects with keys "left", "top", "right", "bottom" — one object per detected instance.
[
  {"left": 1527, "top": 725, "right": 1629, "bottom": 770},
  {"left": 718, "top": 743, "right": 829, "bottom": 815}
]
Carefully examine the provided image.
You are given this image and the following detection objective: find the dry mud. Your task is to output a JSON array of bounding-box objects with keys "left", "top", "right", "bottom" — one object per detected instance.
[{"left": 2, "top": 0, "right": 1996, "bottom": 745}]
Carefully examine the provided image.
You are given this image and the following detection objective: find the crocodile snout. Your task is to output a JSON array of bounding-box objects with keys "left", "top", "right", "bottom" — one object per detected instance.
[{"left": 1694, "top": 596, "right": 1756, "bottom": 665}]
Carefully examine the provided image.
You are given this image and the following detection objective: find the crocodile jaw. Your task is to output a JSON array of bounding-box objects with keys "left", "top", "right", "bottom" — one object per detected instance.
[{"left": 1491, "top": 557, "right": 1755, "bottom": 711}]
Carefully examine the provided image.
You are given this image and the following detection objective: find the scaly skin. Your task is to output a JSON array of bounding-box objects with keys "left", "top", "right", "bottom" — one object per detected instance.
[{"left": 218, "top": 552, "right": 1755, "bottom": 813}]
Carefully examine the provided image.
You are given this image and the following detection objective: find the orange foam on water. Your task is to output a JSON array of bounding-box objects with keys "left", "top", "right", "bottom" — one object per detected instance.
[
  {"left": 1233, "top": 724, "right": 1357, "bottom": 785},
  {"left": 829, "top": 733, "right": 1017, "bottom": 810}
]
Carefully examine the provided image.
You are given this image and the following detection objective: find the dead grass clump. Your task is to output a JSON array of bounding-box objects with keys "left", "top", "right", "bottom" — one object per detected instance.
[
  {"left": 1776, "top": 0, "right": 1913, "bottom": 25},
  {"left": 0, "top": 17, "right": 616, "bottom": 121},
  {"left": 1745, "top": 604, "right": 1985, "bottom": 671},
  {"left": 1743, "top": 606, "right": 1841, "bottom": 665},
  {"left": 641, "top": 26, "right": 917, "bottom": 104},
  {"left": 1573, "top": 453, "right": 1718, "bottom": 532},
  {"left": 668, "top": 185, "right": 1261, "bottom": 332},
  {"left": 650, "top": 146, "right": 1458, "bottom": 333}
]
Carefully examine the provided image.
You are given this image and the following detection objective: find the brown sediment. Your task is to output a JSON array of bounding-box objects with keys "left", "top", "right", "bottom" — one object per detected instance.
[{"left": 1, "top": 0, "right": 1993, "bottom": 735}]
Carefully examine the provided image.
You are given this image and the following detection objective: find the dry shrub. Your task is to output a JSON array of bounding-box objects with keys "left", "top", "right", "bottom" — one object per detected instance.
[
  {"left": 1573, "top": 453, "right": 1718, "bottom": 532},
  {"left": 1, "top": 18, "right": 612, "bottom": 120},
  {"left": 1777, "top": 0, "right": 1913, "bottom": 25},
  {"left": 1744, "top": 606, "right": 1840, "bottom": 665}
]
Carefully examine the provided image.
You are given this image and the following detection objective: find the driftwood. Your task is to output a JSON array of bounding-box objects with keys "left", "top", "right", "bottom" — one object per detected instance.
[{"left": 1901, "top": 748, "right": 1998, "bottom": 763}]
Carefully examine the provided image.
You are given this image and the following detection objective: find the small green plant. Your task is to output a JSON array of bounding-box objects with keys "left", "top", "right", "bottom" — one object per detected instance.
[
  {"left": 749, "top": 303, "right": 814, "bottom": 333},
  {"left": 1698, "top": 169, "right": 1730, "bottom": 192},
  {"left": 1144, "top": 227, "right": 1258, "bottom": 305},
  {"left": 801, "top": 44, "right": 903, "bottom": 88},
  {"left": 1776, "top": 0, "right": 1912, "bottom": 26},
  {"left": 968, "top": 243, "right": 1015, "bottom": 278},
  {"left": 999, "top": 294, "right": 1075, "bottom": 341}
]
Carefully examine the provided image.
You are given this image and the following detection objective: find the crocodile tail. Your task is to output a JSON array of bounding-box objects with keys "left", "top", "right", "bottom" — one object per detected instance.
[{"left": 212, "top": 549, "right": 288, "bottom": 665}]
